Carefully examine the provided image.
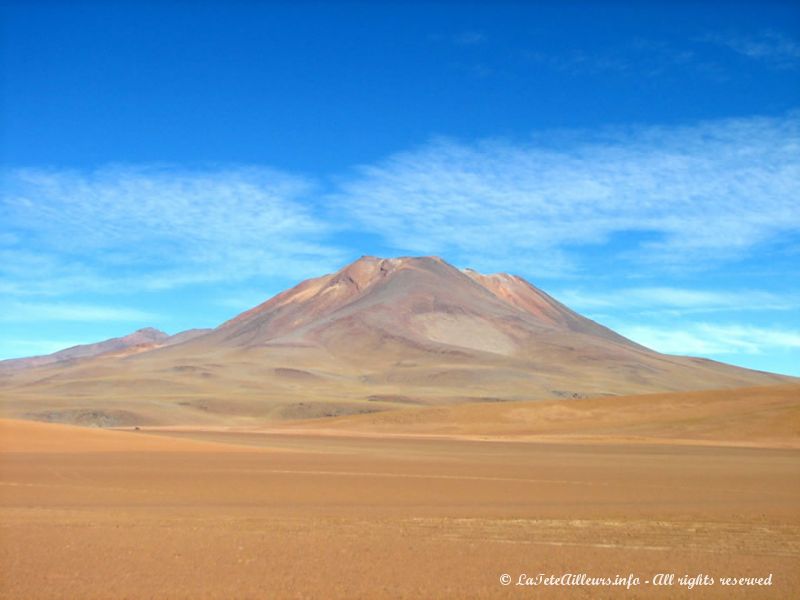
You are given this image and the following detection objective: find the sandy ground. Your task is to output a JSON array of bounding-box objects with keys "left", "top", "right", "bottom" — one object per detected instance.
[
  {"left": 273, "top": 384, "right": 800, "bottom": 449},
  {"left": 1, "top": 418, "right": 799, "bottom": 599}
]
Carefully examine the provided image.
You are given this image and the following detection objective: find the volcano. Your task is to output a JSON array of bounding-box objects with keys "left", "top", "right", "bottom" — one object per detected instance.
[{"left": 0, "top": 256, "right": 792, "bottom": 426}]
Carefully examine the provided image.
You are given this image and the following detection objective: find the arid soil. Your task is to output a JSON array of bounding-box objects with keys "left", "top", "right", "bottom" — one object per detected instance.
[
  {"left": 275, "top": 384, "right": 800, "bottom": 449},
  {"left": 2, "top": 412, "right": 798, "bottom": 599}
]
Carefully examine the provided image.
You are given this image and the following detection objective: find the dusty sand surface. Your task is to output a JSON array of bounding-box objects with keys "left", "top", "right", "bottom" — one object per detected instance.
[
  {"left": 274, "top": 384, "right": 800, "bottom": 449},
  {"left": 2, "top": 418, "right": 798, "bottom": 599}
]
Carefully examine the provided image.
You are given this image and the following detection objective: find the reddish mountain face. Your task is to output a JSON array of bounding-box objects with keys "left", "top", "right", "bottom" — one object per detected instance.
[
  {"left": 460, "top": 269, "right": 634, "bottom": 344},
  {"left": 207, "top": 256, "right": 635, "bottom": 353}
]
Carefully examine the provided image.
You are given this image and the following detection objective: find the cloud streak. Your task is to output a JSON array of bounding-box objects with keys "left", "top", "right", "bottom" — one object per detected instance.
[
  {"left": 453, "top": 31, "right": 486, "bottom": 46},
  {"left": 1, "top": 166, "right": 346, "bottom": 296},
  {"left": 558, "top": 287, "right": 796, "bottom": 316},
  {"left": 332, "top": 112, "right": 800, "bottom": 277},
  {"left": 705, "top": 31, "right": 800, "bottom": 68},
  {"left": 0, "top": 301, "right": 158, "bottom": 323},
  {"left": 619, "top": 323, "right": 800, "bottom": 356}
]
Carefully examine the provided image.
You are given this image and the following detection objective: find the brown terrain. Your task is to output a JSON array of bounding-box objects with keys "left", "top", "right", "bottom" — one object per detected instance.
[
  {"left": 2, "top": 391, "right": 799, "bottom": 599},
  {"left": 1, "top": 256, "right": 798, "bottom": 598}
]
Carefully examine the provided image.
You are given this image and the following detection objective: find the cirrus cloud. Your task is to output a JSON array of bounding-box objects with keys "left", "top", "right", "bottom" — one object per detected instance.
[
  {"left": 332, "top": 112, "right": 800, "bottom": 277},
  {"left": 0, "top": 301, "right": 158, "bottom": 323},
  {"left": 1, "top": 165, "right": 346, "bottom": 296},
  {"left": 619, "top": 323, "right": 800, "bottom": 356},
  {"left": 557, "top": 287, "right": 796, "bottom": 316},
  {"left": 704, "top": 30, "right": 800, "bottom": 69}
]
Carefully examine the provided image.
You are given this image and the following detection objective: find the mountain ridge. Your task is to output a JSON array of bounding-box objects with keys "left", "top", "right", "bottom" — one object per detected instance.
[{"left": 0, "top": 327, "right": 211, "bottom": 372}]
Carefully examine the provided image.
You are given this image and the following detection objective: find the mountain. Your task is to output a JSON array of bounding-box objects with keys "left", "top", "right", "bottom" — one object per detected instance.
[
  {"left": 0, "top": 327, "right": 211, "bottom": 372},
  {"left": 0, "top": 256, "right": 793, "bottom": 426},
  {"left": 208, "top": 256, "right": 638, "bottom": 350}
]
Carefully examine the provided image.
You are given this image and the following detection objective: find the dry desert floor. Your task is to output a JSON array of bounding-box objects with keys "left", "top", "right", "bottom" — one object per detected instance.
[{"left": 2, "top": 387, "right": 800, "bottom": 599}]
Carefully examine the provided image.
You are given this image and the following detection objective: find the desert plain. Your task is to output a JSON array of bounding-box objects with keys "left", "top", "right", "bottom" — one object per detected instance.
[{"left": 2, "top": 383, "right": 799, "bottom": 599}]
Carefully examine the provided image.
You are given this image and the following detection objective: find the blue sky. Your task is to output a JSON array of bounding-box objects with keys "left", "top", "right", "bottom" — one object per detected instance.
[{"left": 1, "top": 1, "right": 799, "bottom": 375}]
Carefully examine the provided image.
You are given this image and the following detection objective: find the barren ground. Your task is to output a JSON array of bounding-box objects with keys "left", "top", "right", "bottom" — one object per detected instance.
[{"left": 1, "top": 414, "right": 798, "bottom": 599}]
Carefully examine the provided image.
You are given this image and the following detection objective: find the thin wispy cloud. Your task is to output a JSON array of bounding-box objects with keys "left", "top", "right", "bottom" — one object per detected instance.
[
  {"left": 620, "top": 323, "right": 800, "bottom": 356},
  {"left": 332, "top": 112, "right": 800, "bottom": 277},
  {"left": 430, "top": 31, "right": 487, "bottom": 46},
  {"left": 558, "top": 287, "right": 796, "bottom": 316},
  {"left": 0, "top": 301, "right": 158, "bottom": 323},
  {"left": 704, "top": 30, "right": 800, "bottom": 68},
  {"left": 0, "top": 339, "right": 89, "bottom": 356},
  {"left": 453, "top": 31, "right": 486, "bottom": 45},
  {"left": 1, "top": 166, "right": 346, "bottom": 297},
  {"left": 522, "top": 39, "right": 721, "bottom": 79}
]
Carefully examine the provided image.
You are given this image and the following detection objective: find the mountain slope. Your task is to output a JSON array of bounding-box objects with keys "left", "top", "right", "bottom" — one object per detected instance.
[
  {"left": 206, "top": 256, "right": 634, "bottom": 353},
  {"left": 0, "top": 256, "right": 793, "bottom": 426}
]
